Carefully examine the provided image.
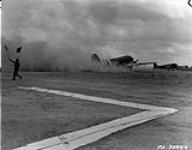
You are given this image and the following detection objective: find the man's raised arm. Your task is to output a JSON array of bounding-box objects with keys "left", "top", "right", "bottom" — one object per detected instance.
[{"left": 8, "top": 57, "right": 15, "bottom": 63}]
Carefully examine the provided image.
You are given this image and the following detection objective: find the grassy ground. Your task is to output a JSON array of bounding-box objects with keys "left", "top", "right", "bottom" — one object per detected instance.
[
  {"left": 2, "top": 72, "right": 141, "bottom": 150},
  {"left": 2, "top": 70, "right": 192, "bottom": 150}
]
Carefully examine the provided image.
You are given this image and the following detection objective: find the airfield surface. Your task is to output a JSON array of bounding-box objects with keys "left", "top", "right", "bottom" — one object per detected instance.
[{"left": 2, "top": 70, "right": 192, "bottom": 150}]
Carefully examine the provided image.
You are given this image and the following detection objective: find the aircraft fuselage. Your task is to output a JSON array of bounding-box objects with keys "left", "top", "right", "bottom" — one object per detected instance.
[
  {"left": 110, "top": 55, "right": 134, "bottom": 66},
  {"left": 153, "top": 63, "right": 178, "bottom": 71}
]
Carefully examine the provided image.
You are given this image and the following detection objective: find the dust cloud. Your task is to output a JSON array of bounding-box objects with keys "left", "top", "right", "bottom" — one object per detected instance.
[{"left": 2, "top": 0, "right": 122, "bottom": 72}]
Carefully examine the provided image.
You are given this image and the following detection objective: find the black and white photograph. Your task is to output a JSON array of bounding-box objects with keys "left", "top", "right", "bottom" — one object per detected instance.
[{"left": 1, "top": 0, "right": 192, "bottom": 150}]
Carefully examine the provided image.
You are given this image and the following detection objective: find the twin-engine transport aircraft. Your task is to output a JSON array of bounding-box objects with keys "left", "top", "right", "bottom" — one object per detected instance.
[
  {"left": 91, "top": 53, "right": 155, "bottom": 70},
  {"left": 153, "top": 63, "right": 178, "bottom": 71},
  {"left": 153, "top": 63, "right": 192, "bottom": 71}
]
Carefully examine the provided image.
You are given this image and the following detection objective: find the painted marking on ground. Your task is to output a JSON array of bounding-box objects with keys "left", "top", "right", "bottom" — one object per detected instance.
[{"left": 14, "top": 86, "right": 178, "bottom": 150}]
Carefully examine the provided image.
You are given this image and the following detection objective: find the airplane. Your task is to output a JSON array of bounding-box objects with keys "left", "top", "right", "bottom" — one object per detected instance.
[
  {"left": 153, "top": 63, "right": 192, "bottom": 71},
  {"left": 153, "top": 63, "right": 178, "bottom": 71},
  {"left": 91, "top": 53, "right": 155, "bottom": 70},
  {"left": 177, "top": 65, "right": 189, "bottom": 71}
]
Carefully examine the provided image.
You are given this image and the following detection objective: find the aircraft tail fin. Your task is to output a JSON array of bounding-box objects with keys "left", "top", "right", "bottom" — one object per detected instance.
[
  {"left": 91, "top": 53, "right": 111, "bottom": 66},
  {"left": 153, "top": 62, "right": 158, "bottom": 69},
  {"left": 91, "top": 53, "right": 101, "bottom": 62}
]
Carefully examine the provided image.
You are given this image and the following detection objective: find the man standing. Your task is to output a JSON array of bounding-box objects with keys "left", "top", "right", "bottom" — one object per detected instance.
[
  {"left": 8, "top": 57, "right": 22, "bottom": 80},
  {"left": 5, "top": 45, "right": 23, "bottom": 80}
]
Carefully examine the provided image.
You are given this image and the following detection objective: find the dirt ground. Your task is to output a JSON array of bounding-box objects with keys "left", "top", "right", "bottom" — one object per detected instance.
[{"left": 1, "top": 70, "right": 192, "bottom": 150}]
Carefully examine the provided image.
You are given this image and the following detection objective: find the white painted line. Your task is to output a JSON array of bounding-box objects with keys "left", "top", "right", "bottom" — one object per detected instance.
[
  {"left": 18, "top": 87, "right": 175, "bottom": 111},
  {"left": 14, "top": 86, "right": 178, "bottom": 150}
]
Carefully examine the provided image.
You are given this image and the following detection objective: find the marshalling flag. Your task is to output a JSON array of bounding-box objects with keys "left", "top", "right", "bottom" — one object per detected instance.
[
  {"left": 16, "top": 47, "right": 22, "bottom": 53},
  {"left": 5, "top": 45, "right": 9, "bottom": 51},
  {"left": 189, "top": 0, "right": 192, "bottom": 7}
]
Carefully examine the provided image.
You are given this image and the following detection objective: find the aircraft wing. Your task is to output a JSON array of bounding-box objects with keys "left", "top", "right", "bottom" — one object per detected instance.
[
  {"left": 126, "top": 62, "right": 155, "bottom": 68},
  {"left": 135, "top": 62, "right": 155, "bottom": 66}
]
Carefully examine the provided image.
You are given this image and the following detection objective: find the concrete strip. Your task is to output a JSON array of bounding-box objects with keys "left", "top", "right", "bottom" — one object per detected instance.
[
  {"left": 14, "top": 86, "right": 178, "bottom": 150},
  {"left": 18, "top": 86, "right": 175, "bottom": 111}
]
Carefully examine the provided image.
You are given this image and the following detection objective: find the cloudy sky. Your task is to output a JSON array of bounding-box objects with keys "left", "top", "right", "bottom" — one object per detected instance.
[{"left": 2, "top": 0, "right": 192, "bottom": 69}]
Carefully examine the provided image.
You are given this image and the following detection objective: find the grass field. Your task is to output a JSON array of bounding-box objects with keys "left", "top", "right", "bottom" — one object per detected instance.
[{"left": 2, "top": 70, "right": 192, "bottom": 150}]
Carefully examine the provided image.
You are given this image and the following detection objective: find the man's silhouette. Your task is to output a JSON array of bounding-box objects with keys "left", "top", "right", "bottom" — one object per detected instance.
[{"left": 8, "top": 57, "right": 22, "bottom": 80}]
